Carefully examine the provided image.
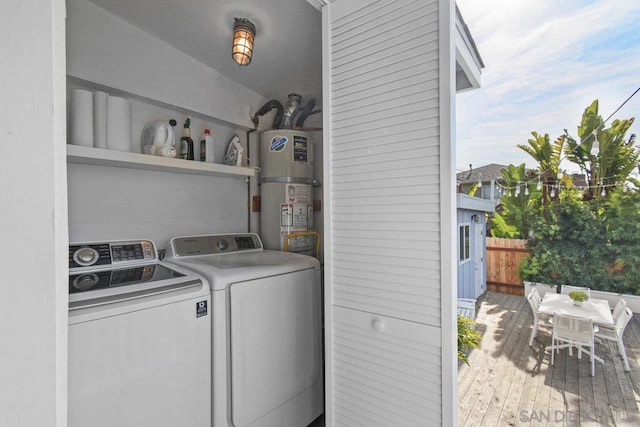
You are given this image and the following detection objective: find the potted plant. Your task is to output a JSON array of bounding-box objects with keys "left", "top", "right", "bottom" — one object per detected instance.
[
  {"left": 457, "top": 314, "right": 482, "bottom": 365},
  {"left": 568, "top": 290, "right": 589, "bottom": 306}
]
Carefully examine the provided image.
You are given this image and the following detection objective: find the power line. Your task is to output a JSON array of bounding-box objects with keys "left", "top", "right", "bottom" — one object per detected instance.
[
  {"left": 512, "top": 86, "right": 640, "bottom": 187},
  {"left": 604, "top": 87, "right": 640, "bottom": 124}
]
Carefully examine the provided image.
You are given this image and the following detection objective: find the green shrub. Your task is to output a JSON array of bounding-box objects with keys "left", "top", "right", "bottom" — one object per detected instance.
[
  {"left": 457, "top": 315, "right": 482, "bottom": 365},
  {"left": 519, "top": 191, "right": 640, "bottom": 295}
]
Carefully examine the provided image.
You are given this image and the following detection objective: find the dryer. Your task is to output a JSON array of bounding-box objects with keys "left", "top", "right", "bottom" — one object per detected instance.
[{"left": 164, "top": 233, "right": 323, "bottom": 427}]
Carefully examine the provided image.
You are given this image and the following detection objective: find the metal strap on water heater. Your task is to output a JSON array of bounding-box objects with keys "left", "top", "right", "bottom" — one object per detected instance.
[{"left": 260, "top": 176, "right": 313, "bottom": 185}]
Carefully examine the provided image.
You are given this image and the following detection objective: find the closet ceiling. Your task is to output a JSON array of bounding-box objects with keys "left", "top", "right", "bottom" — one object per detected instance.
[{"left": 88, "top": 0, "right": 323, "bottom": 104}]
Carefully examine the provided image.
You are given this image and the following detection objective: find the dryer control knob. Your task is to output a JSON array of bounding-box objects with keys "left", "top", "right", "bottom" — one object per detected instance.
[
  {"left": 216, "top": 239, "right": 229, "bottom": 251},
  {"left": 73, "top": 247, "right": 99, "bottom": 266}
]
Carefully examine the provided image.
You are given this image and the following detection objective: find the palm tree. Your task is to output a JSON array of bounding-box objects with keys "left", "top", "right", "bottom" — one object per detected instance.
[
  {"left": 495, "top": 163, "right": 541, "bottom": 237},
  {"left": 563, "top": 100, "right": 638, "bottom": 200},
  {"left": 517, "top": 131, "right": 564, "bottom": 220}
]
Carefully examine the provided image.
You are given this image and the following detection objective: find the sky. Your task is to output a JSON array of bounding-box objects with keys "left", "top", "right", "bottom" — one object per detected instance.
[{"left": 455, "top": 0, "right": 640, "bottom": 173}]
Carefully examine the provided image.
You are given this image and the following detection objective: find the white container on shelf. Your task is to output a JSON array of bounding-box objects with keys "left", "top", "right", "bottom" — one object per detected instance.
[
  {"left": 106, "top": 96, "right": 132, "bottom": 152},
  {"left": 199, "top": 129, "right": 215, "bottom": 163},
  {"left": 69, "top": 89, "right": 94, "bottom": 147},
  {"left": 93, "top": 91, "right": 108, "bottom": 149}
]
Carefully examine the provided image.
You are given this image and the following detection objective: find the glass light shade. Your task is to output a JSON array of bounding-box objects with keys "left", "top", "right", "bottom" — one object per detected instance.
[{"left": 232, "top": 18, "right": 256, "bottom": 66}]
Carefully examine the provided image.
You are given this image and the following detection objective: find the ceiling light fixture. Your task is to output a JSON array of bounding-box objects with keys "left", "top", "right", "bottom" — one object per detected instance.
[{"left": 232, "top": 18, "right": 256, "bottom": 66}]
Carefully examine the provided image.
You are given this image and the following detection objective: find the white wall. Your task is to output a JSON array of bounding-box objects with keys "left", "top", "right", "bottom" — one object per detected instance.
[
  {"left": 65, "top": 0, "right": 268, "bottom": 246},
  {"left": 0, "top": 0, "right": 68, "bottom": 426},
  {"left": 68, "top": 163, "right": 247, "bottom": 246}
]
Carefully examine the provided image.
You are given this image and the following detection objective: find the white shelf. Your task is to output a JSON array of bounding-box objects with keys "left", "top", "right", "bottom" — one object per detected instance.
[{"left": 67, "top": 145, "right": 255, "bottom": 178}]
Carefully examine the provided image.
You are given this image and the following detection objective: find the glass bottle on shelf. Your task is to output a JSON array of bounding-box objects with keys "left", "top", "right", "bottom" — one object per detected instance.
[{"left": 179, "top": 117, "right": 194, "bottom": 160}]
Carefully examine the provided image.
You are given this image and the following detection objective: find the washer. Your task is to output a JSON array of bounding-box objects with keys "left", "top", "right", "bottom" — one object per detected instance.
[
  {"left": 68, "top": 239, "right": 211, "bottom": 427},
  {"left": 164, "top": 233, "right": 323, "bottom": 427}
]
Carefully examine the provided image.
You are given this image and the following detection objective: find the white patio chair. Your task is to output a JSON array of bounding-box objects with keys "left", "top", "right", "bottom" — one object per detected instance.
[
  {"left": 457, "top": 298, "right": 476, "bottom": 319},
  {"left": 560, "top": 285, "right": 591, "bottom": 297},
  {"left": 527, "top": 289, "right": 552, "bottom": 346},
  {"left": 551, "top": 313, "right": 596, "bottom": 376},
  {"left": 530, "top": 287, "right": 542, "bottom": 306},
  {"left": 612, "top": 298, "right": 627, "bottom": 323},
  {"left": 595, "top": 307, "right": 633, "bottom": 371}
]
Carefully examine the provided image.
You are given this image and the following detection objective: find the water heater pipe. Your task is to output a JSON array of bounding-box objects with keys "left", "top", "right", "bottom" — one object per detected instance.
[
  {"left": 294, "top": 99, "right": 316, "bottom": 128},
  {"left": 253, "top": 100, "right": 284, "bottom": 130},
  {"left": 281, "top": 93, "right": 302, "bottom": 129}
]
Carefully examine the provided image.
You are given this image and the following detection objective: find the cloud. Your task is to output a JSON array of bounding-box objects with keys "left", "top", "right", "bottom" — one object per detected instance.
[{"left": 456, "top": 0, "right": 640, "bottom": 171}]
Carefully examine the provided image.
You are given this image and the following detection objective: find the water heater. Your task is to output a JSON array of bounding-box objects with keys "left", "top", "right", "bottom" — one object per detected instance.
[{"left": 260, "top": 130, "right": 314, "bottom": 253}]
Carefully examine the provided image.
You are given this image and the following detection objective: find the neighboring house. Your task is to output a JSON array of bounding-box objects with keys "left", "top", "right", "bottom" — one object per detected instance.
[
  {"left": 457, "top": 194, "right": 495, "bottom": 301},
  {"left": 570, "top": 173, "right": 587, "bottom": 187},
  {"left": 457, "top": 163, "right": 508, "bottom": 203}
]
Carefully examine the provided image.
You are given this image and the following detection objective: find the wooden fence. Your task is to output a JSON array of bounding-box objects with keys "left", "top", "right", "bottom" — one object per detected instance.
[{"left": 486, "top": 238, "right": 529, "bottom": 296}]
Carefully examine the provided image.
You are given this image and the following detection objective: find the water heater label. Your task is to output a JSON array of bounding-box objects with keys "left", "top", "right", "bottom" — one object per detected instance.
[
  {"left": 292, "top": 204, "right": 308, "bottom": 227},
  {"left": 286, "top": 184, "right": 310, "bottom": 203},
  {"left": 269, "top": 135, "right": 288, "bottom": 152},
  {"left": 281, "top": 204, "right": 293, "bottom": 226},
  {"left": 293, "top": 135, "right": 308, "bottom": 163}
]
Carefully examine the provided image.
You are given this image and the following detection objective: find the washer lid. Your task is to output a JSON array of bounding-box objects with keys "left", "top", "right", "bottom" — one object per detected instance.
[
  {"left": 69, "top": 263, "right": 184, "bottom": 295},
  {"left": 68, "top": 261, "right": 206, "bottom": 309}
]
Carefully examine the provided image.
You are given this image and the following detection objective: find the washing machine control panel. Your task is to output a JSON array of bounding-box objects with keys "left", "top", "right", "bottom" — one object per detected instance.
[
  {"left": 170, "top": 233, "right": 263, "bottom": 257},
  {"left": 69, "top": 240, "right": 156, "bottom": 269}
]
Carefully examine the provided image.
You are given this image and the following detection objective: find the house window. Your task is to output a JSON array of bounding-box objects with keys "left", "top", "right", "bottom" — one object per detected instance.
[{"left": 459, "top": 224, "right": 470, "bottom": 263}]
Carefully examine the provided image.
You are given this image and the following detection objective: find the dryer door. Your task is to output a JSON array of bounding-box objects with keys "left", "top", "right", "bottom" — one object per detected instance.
[{"left": 229, "top": 268, "right": 321, "bottom": 426}]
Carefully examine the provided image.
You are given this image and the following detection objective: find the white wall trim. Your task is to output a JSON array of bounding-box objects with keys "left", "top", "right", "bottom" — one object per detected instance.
[
  {"left": 439, "top": 0, "right": 457, "bottom": 425},
  {"left": 0, "top": 0, "right": 68, "bottom": 425},
  {"left": 454, "top": 5, "right": 483, "bottom": 92},
  {"left": 53, "top": 0, "right": 70, "bottom": 424},
  {"left": 306, "top": 0, "right": 332, "bottom": 11},
  {"left": 321, "top": 4, "right": 334, "bottom": 426},
  {"left": 457, "top": 193, "right": 495, "bottom": 213}
]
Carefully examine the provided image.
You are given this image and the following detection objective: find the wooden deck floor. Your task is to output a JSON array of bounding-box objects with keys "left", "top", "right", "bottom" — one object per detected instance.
[{"left": 458, "top": 292, "right": 640, "bottom": 427}]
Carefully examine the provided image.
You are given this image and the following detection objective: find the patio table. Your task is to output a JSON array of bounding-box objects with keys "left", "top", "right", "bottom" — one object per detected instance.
[
  {"left": 538, "top": 293, "right": 614, "bottom": 327},
  {"left": 538, "top": 293, "right": 614, "bottom": 363}
]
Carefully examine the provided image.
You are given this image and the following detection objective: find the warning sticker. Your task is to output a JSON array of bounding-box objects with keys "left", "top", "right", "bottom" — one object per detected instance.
[
  {"left": 286, "top": 184, "right": 311, "bottom": 203},
  {"left": 293, "top": 204, "right": 308, "bottom": 227},
  {"left": 293, "top": 135, "right": 308, "bottom": 163},
  {"left": 280, "top": 184, "right": 314, "bottom": 253},
  {"left": 281, "top": 204, "right": 293, "bottom": 227}
]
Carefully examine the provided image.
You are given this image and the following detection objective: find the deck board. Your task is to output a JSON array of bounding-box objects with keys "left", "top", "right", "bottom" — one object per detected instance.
[{"left": 458, "top": 292, "right": 640, "bottom": 426}]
